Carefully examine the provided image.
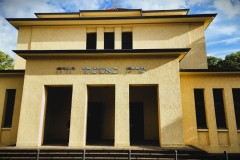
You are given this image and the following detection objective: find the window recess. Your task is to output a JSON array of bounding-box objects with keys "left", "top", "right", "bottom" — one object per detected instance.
[
  {"left": 104, "top": 32, "right": 114, "bottom": 49},
  {"left": 213, "top": 89, "right": 227, "bottom": 129},
  {"left": 86, "top": 33, "right": 97, "bottom": 50},
  {"left": 194, "top": 89, "right": 207, "bottom": 129},
  {"left": 122, "top": 32, "right": 133, "bottom": 49},
  {"left": 2, "top": 89, "right": 16, "bottom": 128}
]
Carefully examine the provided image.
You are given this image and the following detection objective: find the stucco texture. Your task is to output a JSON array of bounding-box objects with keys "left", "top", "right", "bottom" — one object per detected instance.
[{"left": 181, "top": 73, "right": 240, "bottom": 153}]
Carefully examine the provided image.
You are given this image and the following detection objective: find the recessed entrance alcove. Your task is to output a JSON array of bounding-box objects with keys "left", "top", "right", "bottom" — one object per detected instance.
[
  {"left": 86, "top": 86, "right": 115, "bottom": 146},
  {"left": 43, "top": 86, "right": 73, "bottom": 146},
  {"left": 129, "top": 85, "right": 159, "bottom": 146}
]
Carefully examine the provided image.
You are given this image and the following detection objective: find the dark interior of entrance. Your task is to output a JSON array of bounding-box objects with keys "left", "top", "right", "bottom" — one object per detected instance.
[
  {"left": 87, "top": 86, "right": 115, "bottom": 145},
  {"left": 130, "top": 86, "right": 159, "bottom": 146},
  {"left": 43, "top": 86, "right": 72, "bottom": 146}
]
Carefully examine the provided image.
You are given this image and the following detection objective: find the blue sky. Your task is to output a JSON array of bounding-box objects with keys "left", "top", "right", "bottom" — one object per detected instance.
[{"left": 0, "top": 0, "right": 240, "bottom": 59}]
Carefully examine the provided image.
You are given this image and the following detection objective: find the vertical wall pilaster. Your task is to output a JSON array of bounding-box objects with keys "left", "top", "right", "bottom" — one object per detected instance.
[
  {"left": 115, "top": 83, "right": 130, "bottom": 147},
  {"left": 69, "top": 84, "right": 88, "bottom": 147},
  {"left": 115, "top": 26, "right": 122, "bottom": 49},
  {"left": 158, "top": 60, "right": 184, "bottom": 147},
  {"left": 205, "top": 88, "right": 218, "bottom": 146},
  {"left": 223, "top": 87, "right": 239, "bottom": 146},
  {"left": 158, "top": 85, "right": 185, "bottom": 147},
  {"left": 97, "top": 27, "right": 104, "bottom": 49},
  {"left": 16, "top": 77, "right": 44, "bottom": 147}
]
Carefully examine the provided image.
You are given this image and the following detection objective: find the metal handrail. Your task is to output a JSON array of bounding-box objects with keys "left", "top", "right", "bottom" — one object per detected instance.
[
  {"left": 83, "top": 149, "right": 86, "bottom": 160},
  {"left": 36, "top": 149, "right": 40, "bottom": 160},
  {"left": 128, "top": 149, "right": 131, "bottom": 160},
  {"left": 224, "top": 151, "right": 228, "bottom": 160},
  {"left": 175, "top": 150, "right": 178, "bottom": 160}
]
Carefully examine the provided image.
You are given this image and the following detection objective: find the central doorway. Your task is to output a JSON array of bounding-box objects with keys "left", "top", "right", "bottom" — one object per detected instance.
[
  {"left": 129, "top": 85, "right": 159, "bottom": 146},
  {"left": 43, "top": 86, "right": 72, "bottom": 146},
  {"left": 87, "top": 102, "right": 104, "bottom": 143},
  {"left": 86, "top": 86, "right": 115, "bottom": 146},
  {"left": 130, "top": 102, "right": 144, "bottom": 145}
]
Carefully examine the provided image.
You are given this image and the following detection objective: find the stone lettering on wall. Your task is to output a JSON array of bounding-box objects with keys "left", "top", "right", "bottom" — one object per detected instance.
[
  {"left": 82, "top": 67, "right": 118, "bottom": 74},
  {"left": 56, "top": 66, "right": 146, "bottom": 74}
]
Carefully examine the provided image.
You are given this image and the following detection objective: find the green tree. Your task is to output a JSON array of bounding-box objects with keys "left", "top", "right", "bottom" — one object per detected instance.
[
  {"left": 0, "top": 51, "right": 14, "bottom": 70},
  {"left": 207, "top": 51, "right": 240, "bottom": 69},
  {"left": 217, "top": 59, "right": 239, "bottom": 69},
  {"left": 225, "top": 51, "right": 240, "bottom": 64},
  {"left": 207, "top": 56, "right": 222, "bottom": 69}
]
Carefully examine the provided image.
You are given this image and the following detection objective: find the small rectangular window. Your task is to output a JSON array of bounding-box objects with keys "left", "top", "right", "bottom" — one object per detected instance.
[
  {"left": 86, "top": 33, "right": 97, "bottom": 50},
  {"left": 104, "top": 32, "right": 114, "bottom": 49},
  {"left": 232, "top": 88, "right": 240, "bottom": 129},
  {"left": 2, "top": 89, "right": 16, "bottom": 128},
  {"left": 194, "top": 89, "right": 207, "bottom": 129},
  {"left": 213, "top": 89, "right": 227, "bottom": 129},
  {"left": 122, "top": 32, "right": 132, "bottom": 49}
]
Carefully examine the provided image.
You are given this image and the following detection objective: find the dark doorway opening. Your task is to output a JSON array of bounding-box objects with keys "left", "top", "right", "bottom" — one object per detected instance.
[
  {"left": 130, "top": 86, "right": 159, "bottom": 146},
  {"left": 87, "top": 86, "right": 115, "bottom": 146},
  {"left": 130, "top": 102, "right": 144, "bottom": 145},
  {"left": 43, "top": 86, "right": 72, "bottom": 146},
  {"left": 87, "top": 102, "right": 104, "bottom": 143}
]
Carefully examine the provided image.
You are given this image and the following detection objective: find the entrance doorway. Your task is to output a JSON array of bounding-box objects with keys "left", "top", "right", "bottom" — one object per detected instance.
[
  {"left": 129, "top": 86, "right": 159, "bottom": 146},
  {"left": 87, "top": 102, "right": 103, "bottom": 143},
  {"left": 130, "top": 102, "right": 144, "bottom": 145},
  {"left": 43, "top": 86, "right": 72, "bottom": 146},
  {"left": 87, "top": 86, "right": 115, "bottom": 146}
]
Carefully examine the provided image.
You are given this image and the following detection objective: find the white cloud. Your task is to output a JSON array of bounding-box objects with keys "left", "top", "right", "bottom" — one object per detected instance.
[
  {"left": 186, "top": 0, "right": 209, "bottom": 7},
  {"left": 213, "top": 0, "right": 240, "bottom": 18},
  {"left": 208, "top": 48, "right": 240, "bottom": 58},
  {"left": 206, "top": 24, "right": 239, "bottom": 41},
  {"left": 217, "top": 25, "right": 238, "bottom": 35},
  {"left": 0, "top": 16, "right": 17, "bottom": 57},
  {"left": 121, "top": 0, "right": 187, "bottom": 10},
  {"left": 208, "top": 37, "right": 240, "bottom": 45},
  {"left": 0, "top": 0, "right": 65, "bottom": 18},
  {"left": 48, "top": 0, "right": 105, "bottom": 11}
]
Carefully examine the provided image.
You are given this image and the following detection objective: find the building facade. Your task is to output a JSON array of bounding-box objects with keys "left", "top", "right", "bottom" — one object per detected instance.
[{"left": 0, "top": 9, "right": 240, "bottom": 153}]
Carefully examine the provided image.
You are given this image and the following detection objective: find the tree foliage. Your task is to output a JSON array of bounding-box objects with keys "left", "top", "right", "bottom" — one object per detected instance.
[
  {"left": 0, "top": 51, "right": 14, "bottom": 70},
  {"left": 207, "top": 51, "right": 240, "bottom": 69},
  {"left": 207, "top": 56, "right": 222, "bottom": 69}
]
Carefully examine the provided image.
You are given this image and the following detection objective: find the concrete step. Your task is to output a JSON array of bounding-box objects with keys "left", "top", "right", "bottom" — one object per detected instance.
[{"left": 0, "top": 148, "right": 239, "bottom": 160}]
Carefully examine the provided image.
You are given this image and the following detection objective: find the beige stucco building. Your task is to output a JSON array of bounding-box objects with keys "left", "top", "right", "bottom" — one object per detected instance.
[{"left": 0, "top": 8, "right": 240, "bottom": 153}]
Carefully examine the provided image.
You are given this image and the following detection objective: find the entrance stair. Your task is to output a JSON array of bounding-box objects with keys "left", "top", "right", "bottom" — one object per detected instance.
[{"left": 0, "top": 148, "right": 239, "bottom": 160}]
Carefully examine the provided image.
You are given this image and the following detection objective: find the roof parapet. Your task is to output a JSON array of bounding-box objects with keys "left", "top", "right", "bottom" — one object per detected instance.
[
  {"left": 35, "top": 9, "right": 190, "bottom": 18},
  {"left": 13, "top": 49, "right": 190, "bottom": 61},
  {"left": 7, "top": 13, "right": 217, "bottom": 30}
]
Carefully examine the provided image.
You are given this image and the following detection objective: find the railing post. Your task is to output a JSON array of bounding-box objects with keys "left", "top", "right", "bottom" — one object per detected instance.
[
  {"left": 175, "top": 150, "right": 178, "bottom": 160},
  {"left": 224, "top": 151, "right": 228, "bottom": 160},
  {"left": 83, "top": 149, "right": 85, "bottom": 160},
  {"left": 36, "top": 149, "right": 40, "bottom": 160},
  {"left": 128, "top": 150, "right": 131, "bottom": 160}
]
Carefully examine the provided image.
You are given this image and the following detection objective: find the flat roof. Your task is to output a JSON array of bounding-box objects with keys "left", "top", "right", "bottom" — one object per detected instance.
[
  {"left": 13, "top": 49, "right": 190, "bottom": 61},
  {"left": 142, "top": 9, "right": 189, "bottom": 13},
  {"left": 35, "top": 9, "right": 189, "bottom": 18},
  {"left": 0, "top": 70, "right": 25, "bottom": 75},
  {"left": 180, "top": 69, "right": 240, "bottom": 74},
  {"left": 7, "top": 14, "right": 216, "bottom": 30},
  {"left": 80, "top": 9, "right": 142, "bottom": 12}
]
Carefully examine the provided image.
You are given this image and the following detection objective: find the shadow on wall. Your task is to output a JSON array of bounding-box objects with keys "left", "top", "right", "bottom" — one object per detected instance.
[
  {"left": 180, "top": 37, "right": 207, "bottom": 69},
  {"left": 160, "top": 115, "right": 184, "bottom": 146}
]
